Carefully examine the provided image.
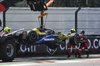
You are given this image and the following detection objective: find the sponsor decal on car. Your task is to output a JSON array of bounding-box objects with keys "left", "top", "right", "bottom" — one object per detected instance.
[{"left": 44, "top": 38, "right": 55, "bottom": 41}]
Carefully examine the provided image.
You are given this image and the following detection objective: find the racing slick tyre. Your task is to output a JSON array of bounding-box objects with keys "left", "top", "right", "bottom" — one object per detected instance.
[
  {"left": 27, "top": 30, "right": 38, "bottom": 42},
  {"left": 69, "top": 34, "right": 80, "bottom": 45},
  {"left": 74, "top": 34, "right": 80, "bottom": 45},
  {"left": 0, "top": 39, "right": 16, "bottom": 62}
]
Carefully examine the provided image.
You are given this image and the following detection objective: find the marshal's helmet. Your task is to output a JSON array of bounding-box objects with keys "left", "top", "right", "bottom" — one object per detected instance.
[
  {"left": 70, "top": 28, "right": 76, "bottom": 33},
  {"left": 80, "top": 30, "right": 85, "bottom": 35},
  {"left": 4, "top": 27, "right": 11, "bottom": 33}
]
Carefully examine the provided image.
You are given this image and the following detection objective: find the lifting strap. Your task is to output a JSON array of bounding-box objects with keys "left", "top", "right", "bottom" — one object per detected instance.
[{"left": 38, "top": 12, "right": 48, "bottom": 26}]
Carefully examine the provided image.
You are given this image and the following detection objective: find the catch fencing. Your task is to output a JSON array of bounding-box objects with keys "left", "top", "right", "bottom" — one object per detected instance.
[{"left": 0, "top": 7, "right": 100, "bottom": 34}]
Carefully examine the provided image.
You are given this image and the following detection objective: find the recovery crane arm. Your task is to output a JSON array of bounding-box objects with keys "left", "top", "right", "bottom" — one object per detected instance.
[{"left": 0, "top": 0, "right": 54, "bottom": 12}]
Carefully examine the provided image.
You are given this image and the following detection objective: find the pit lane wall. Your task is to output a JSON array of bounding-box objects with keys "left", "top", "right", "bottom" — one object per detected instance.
[{"left": 19, "top": 35, "right": 100, "bottom": 55}]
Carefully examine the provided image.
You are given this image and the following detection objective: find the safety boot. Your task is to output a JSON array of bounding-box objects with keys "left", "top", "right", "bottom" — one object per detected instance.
[
  {"left": 86, "top": 52, "right": 89, "bottom": 58},
  {"left": 75, "top": 53, "right": 77, "bottom": 58},
  {"left": 77, "top": 55, "right": 81, "bottom": 58},
  {"left": 67, "top": 54, "right": 70, "bottom": 58},
  {"left": 77, "top": 53, "right": 81, "bottom": 58}
]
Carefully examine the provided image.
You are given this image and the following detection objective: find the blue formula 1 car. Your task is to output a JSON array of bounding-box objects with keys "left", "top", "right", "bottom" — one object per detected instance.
[
  {"left": 17, "top": 29, "right": 68, "bottom": 49},
  {"left": 12, "top": 28, "right": 80, "bottom": 52}
]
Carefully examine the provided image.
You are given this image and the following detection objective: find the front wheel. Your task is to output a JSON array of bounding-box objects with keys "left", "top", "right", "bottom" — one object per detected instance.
[{"left": 0, "top": 39, "right": 16, "bottom": 62}]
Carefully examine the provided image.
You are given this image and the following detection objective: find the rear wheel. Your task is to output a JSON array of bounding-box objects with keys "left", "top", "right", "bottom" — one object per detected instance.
[
  {"left": 27, "top": 31, "right": 38, "bottom": 42},
  {"left": 0, "top": 39, "right": 16, "bottom": 62}
]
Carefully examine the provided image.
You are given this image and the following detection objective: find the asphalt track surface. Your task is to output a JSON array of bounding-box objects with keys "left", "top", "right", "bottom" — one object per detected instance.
[{"left": 0, "top": 54, "right": 100, "bottom": 66}]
